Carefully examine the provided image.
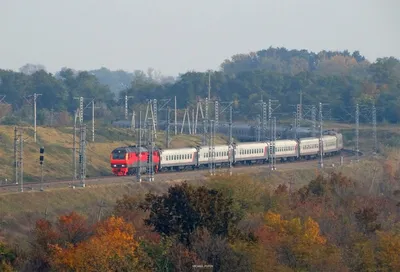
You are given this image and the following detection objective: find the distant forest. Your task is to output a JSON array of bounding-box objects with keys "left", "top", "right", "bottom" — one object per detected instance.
[{"left": 0, "top": 47, "right": 399, "bottom": 125}]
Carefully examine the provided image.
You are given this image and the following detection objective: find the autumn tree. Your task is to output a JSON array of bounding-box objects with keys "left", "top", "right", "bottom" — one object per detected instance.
[
  {"left": 0, "top": 242, "right": 16, "bottom": 271},
  {"left": 255, "top": 212, "right": 345, "bottom": 271},
  {"left": 354, "top": 207, "right": 381, "bottom": 235},
  {"left": 190, "top": 228, "right": 252, "bottom": 272},
  {"left": 139, "top": 182, "right": 246, "bottom": 247},
  {"left": 51, "top": 216, "right": 141, "bottom": 272},
  {"left": 28, "top": 212, "right": 91, "bottom": 271},
  {"left": 375, "top": 231, "right": 400, "bottom": 271}
]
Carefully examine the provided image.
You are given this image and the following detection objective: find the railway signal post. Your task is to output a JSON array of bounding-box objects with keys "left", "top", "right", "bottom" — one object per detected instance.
[{"left": 39, "top": 147, "right": 44, "bottom": 191}]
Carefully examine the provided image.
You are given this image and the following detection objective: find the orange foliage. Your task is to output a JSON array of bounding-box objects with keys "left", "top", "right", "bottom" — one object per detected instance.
[{"left": 51, "top": 216, "right": 139, "bottom": 271}]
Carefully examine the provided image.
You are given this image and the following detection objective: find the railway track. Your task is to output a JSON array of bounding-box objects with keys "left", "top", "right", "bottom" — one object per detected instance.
[{"left": 0, "top": 149, "right": 361, "bottom": 193}]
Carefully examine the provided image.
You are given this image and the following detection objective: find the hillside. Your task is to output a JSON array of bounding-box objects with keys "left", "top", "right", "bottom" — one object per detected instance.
[{"left": 0, "top": 125, "right": 229, "bottom": 183}]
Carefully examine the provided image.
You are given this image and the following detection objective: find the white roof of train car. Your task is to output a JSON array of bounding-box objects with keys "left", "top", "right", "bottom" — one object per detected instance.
[
  {"left": 160, "top": 148, "right": 197, "bottom": 154},
  {"left": 235, "top": 142, "right": 268, "bottom": 148},
  {"left": 275, "top": 139, "right": 297, "bottom": 145}
]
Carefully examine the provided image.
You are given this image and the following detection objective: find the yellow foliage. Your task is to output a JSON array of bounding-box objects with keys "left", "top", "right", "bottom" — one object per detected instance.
[
  {"left": 376, "top": 231, "right": 400, "bottom": 271},
  {"left": 303, "top": 217, "right": 326, "bottom": 245},
  {"left": 261, "top": 212, "right": 338, "bottom": 270},
  {"left": 51, "top": 216, "right": 139, "bottom": 272}
]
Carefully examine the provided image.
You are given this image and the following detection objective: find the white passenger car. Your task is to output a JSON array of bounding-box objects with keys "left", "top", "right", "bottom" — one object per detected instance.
[
  {"left": 298, "top": 137, "right": 320, "bottom": 157},
  {"left": 322, "top": 135, "right": 338, "bottom": 154},
  {"left": 234, "top": 142, "right": 268, "bottom": 163},
  {"left": 198, "top": 145, "right": 230, "bottom": 165},
  {"left": 159, "top": 147, "right": 197, "bottom": 169},
  {"left": 274, "top": 140, "right": 298, "bottom": 159}
]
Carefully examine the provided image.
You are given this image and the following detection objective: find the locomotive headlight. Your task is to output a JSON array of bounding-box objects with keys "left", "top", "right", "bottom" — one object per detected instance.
[
  {"left": 113, "top": 164, "right": 117, "bottom": 167},
  {"left": 121, "top": 165, "right": 125, "bottom": 167}
]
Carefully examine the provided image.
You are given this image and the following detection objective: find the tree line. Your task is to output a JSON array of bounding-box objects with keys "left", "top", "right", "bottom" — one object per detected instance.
[{"left": 1, "top": 47, "right": 399, "bottom": 126}]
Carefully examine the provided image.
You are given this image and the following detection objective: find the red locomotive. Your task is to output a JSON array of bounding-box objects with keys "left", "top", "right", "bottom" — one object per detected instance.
[{"left": 110, "top": 146, "right": 160, "bottom": 176}]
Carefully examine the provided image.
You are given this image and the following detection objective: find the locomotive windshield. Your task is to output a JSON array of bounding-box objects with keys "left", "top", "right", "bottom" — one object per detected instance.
[{"left": 112, "top": 150, "right": 126, "bottom": 159}]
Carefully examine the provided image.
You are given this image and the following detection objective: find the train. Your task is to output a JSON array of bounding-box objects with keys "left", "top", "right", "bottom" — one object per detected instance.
[{"left": 110, "top": 131, "right": 344, "bottom": 176}]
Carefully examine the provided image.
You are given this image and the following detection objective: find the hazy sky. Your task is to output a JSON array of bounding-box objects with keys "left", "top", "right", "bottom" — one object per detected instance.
[{"left": 1, "top": 0, "right": 399, "bottom": 76}]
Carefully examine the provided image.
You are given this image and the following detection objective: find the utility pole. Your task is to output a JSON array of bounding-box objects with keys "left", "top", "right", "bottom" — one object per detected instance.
[
  {"left": 78, "top": 124, "right": 87, "bottom": 187},
  {"left": 214, "top": 100, "right": 219, "bottom": 134},
  {"left": 131, "top": 110, "right": 136, "bottom": 132},
  {"left": 79, "top": 97, "right": 84, "bottom": 124},
  {"left": 262, "top": 101, "right": 267, "bottom": 141},
  {"left": 19, "top": 129, "right": 23, "bottom": 192},
  {"left": 208, "top": 120, "right": 215, "bottom": 175},
  {"left": 13, "top": 127, "right": 19, "bottom": 186},
  {"left": 319, "top": 102, "right": 324, "bottom": 169},
  {"left": 72, "top": 109, "right": 78, "bottom": 185},
  {"left": 372, "top": 101, "right": 377, "bottom": 155},
  {"left": 229, "top": 104, "right": 233, "bottom": 176},
  {"left": 90, "top": 99, "right": 99, "bottom": 142},
  {"left": 256, "top": 114, "right": 261, "bottom": 142},
  {"left": 137, "top": 110, "right": 142, "bottom": 182},
  {"left": 208, "top": 72, "right": 211, "bottom": 101},
  {"left": 268, "top": 99, "right": 272, "bottom": 140},
  {"left": 124, "top": 94, "right": 134, "bottom": 120},
  {"left": 92, "top": 100, "right": 95, "bottom": 142},
  {"left": 166, "top": 107, "right": 171, "bottom": 148},
  {"left": 174, "top": 96, "right": 177, "bottom": 135},
  {"left": 295, "top": 104, "right": 301, "bottom": 138},
  {"left": 33, "top": 93, "right": 42, "bottom": 143},
  {"left": 355, "top": 103, "right": 360, "bottom": 162},
  {"left": 153, "top": 99, "right": 158, "bottom": 132},
  {"left": 13, "top": 128, "right": 24, "bottom": 191},
  {"left": 229, "top": 104, "right": 233, "bottom": 146},
  {"left": 147, "top": 119, "right": 155, "bottom": 182},
  {"left": 311, "top": 105, "right": 316, "bottom": 137},
  {"left": 13, "top": 127, "right": 24, "bottom": 191},
  {"left": 269, "top": 117, "right": 276, "bottom": 171},
  {"left": 50, "top": 107, "right": 54, "bottom": 126},
  {"left": 203, "top": 97, "right": 209, "bottom": 146},
  {"left": 299, "top": 90, "right": 303, "bottom": 121}
]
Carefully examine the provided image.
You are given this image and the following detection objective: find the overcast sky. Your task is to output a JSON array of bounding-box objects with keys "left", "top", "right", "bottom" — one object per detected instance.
[{"left": 1, "top": 0, "right": 399, "bottom": 76}]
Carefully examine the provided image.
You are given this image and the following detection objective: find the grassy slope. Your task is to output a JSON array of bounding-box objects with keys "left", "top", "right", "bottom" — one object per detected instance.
[{"left": 0, "top": 125, "right": 229, "bottom": 182}]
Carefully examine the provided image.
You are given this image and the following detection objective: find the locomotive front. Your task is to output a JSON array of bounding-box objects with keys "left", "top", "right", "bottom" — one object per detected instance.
[{"left": 110, "top": 148, "right": 129, "bottom": 175}]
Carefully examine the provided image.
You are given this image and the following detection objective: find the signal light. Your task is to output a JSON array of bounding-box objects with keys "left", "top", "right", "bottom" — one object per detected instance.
[{"left": 39, "top": 147, "right": 44, "bottom": 165}]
